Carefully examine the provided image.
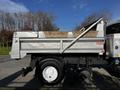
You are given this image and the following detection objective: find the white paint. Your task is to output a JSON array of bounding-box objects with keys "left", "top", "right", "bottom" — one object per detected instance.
[
  {"left": 39, "top": 31, "right": 45, "bottom": 38},
  {"left": 42, "top": 66, "right": 58, "bottom": 83},
  {"left": 96, "top": 20, "right": 105, "bottom": 37},
  {"left": 10, "top": 37, "right": 20, "bottom": 59},
  {"left": 68, "top": 32, "right": 73, "bottom": 37},
  {"left": 14, "top": 32, "right": 38, "bottom": 38}
]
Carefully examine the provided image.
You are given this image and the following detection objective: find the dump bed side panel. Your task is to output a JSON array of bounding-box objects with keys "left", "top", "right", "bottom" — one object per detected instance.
[{"left": 11, "top": 38, "right": 104, "bottom": 59}]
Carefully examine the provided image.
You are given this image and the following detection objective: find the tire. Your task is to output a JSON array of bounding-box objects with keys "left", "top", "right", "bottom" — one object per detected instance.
[{"left": 36, "top": 58, "right": 64, "bottom": 84}]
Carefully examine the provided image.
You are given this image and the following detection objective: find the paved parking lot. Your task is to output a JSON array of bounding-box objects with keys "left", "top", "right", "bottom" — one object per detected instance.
[{"left": 0, "top": 55, "right": 120, "bottom": 90}]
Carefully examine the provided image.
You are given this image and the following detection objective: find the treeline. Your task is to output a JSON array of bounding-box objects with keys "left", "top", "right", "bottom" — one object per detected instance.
[
  {"left": 0, "top": 11, "right": 58, "bottom": 47},
  {"left": 0, "top": 11, "right": 58, "bottom": 31}
]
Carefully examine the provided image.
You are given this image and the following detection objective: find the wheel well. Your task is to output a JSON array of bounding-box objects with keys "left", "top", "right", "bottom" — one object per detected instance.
[{"left": 31, "top": 54, "right": 64, "bottom": 66}]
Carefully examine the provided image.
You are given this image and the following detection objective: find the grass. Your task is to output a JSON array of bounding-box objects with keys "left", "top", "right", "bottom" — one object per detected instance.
[{"left": 0, "top": 47, "right": 11, "bottom": 55}]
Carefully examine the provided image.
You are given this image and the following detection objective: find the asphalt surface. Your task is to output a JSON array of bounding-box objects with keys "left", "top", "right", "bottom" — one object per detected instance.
[{"left": 0, "top": 55, "right": 120, "bottom": 90}]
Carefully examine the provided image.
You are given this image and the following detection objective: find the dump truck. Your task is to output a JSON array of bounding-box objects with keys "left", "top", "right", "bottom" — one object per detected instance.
[{"left": 10, "top": 18, "right": 120, "bottom": 84}]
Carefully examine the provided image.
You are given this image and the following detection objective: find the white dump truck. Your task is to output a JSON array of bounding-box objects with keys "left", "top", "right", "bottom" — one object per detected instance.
[{"left": 10, "top": 18, "right": 120, "bottom": 84}]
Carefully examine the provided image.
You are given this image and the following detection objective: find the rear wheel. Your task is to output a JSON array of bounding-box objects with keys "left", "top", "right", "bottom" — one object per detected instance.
[{"left": 35, "top": 58, "right": 64, "bottom": 84}]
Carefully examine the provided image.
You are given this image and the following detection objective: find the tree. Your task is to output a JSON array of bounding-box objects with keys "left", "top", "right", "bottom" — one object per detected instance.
[
  {"left": 0, "top": 30, "right": 13, "bottom": 47},
  {"left": 33, "top": 11, "right": 58, "bottom": 31},
  {"left": 75, "top": 11, "right": 112, "bottom": 31}
]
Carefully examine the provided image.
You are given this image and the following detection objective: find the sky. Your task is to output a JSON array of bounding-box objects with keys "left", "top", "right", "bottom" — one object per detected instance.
[{"left": 0, "top": 0, "right": 120, "bottom": 31}]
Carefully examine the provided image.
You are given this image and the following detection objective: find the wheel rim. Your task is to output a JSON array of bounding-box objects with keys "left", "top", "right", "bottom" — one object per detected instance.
[{"left": 42, "top": 66, "right": 58, "bottom": 83}]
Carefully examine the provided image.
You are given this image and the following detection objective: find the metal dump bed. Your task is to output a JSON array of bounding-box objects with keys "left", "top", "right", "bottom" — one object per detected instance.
[{"left": 10, "top": 18, "right": 105, "bottom": 59}]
